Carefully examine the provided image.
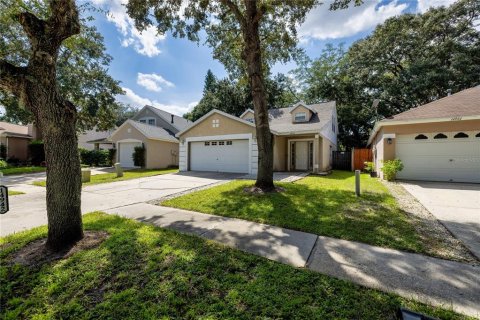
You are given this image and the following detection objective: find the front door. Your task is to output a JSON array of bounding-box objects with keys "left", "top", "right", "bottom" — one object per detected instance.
[{"left": 295, "top": 141, "right": 309, "bottom": 170}]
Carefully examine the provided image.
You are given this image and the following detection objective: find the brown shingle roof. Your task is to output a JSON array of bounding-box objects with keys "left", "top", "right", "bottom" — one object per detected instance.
[{"left": 381, "top": 86, "right": 480, "bottom": 122}]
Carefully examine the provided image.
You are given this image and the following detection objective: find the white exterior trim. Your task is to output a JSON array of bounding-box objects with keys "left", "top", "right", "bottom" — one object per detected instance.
[
  {"left": 367, "top": 115, "right": 480, "bottom": 146},
  {"left": 287, "top": 138, "right": 316, "bottom": 172},
  {"left": 239, "top": 108, "right": 254, "bottom": 118},
  {"left": 383, "top": 133, "right": 396, "bottom": 139},
  {"left": 289, "top": 102, "right": 314, "bottom": 114},
  {"left": 176, "top": 109, "right": 255, "bottom": 137},
  {"left": 179, "top": 133, "right": 257, "bottom": 175}
]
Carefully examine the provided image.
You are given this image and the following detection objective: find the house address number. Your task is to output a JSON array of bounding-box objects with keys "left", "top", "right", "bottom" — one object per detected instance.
[{"left": 0, "top": 186, "right": 9, "bottom": 214}]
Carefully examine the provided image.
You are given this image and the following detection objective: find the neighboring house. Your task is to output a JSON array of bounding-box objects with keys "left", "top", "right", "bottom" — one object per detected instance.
[
  {"left": 368, "top": 86, "right": 480, "bottom": 183},
  {"left": 78, "top": 128, "right": 115, "bottom": 151},
  {"left": 109, "top": 105, "right": 190, "bottom": 168},
  {"left": 176, "top": 101, "right": 338, "bottom": 175},
  {"left": 0, "top": 122, "right": 41, "bottom": 162}
]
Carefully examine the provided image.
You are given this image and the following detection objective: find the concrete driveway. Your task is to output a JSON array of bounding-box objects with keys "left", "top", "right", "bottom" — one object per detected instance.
[
  {"left": 401, "top": 181, "right": 480, "bottom": 259},
  {"left": 0, "top": 171, "right": 241, "bottom": 236}
]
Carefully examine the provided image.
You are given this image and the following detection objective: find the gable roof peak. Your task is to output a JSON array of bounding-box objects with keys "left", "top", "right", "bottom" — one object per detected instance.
[
  {"left": 239, "top": 108, "right": 255, "bottom": 118},
  {"left": 289, "top": 101, "right": 315, "bottom": 114}
]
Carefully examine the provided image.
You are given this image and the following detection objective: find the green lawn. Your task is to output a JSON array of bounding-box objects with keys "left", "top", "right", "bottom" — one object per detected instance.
[
  {"left": 0, "top": 212, "right": 468, "bottom": 320},
  {"left": 8, "top": 190, "right": 24, "bottom": 196},
  {"left": 163, "top": 171, "right": 424, "bottom": 253},
  {"left": 32, "top": 168, "right": 178, "bottom": 187},
  {"left": 1, "top": 166, "right": 45, "bottom": 175}
]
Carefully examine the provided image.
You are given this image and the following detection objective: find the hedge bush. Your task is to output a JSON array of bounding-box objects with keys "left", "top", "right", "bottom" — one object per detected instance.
[
  {"left": 133, "top": 145, "right": 145, "bottom": 167},
  {"left": 0, "top": 159, "right": 7, "bottom": 169},
  {"left": 0, "top": 144, "right": 6, "bottom": 159},
  {"left": 28, "top": 140, "right": 45, "bottom": 165},
  {"left": 79, "top": 148, "right": 110, "bottom": 167},
  {"left": 382, "top": 159, "right": 404, "bottom": 181},
  {"left": 108, "top": 149, "right": 116, "bottom": 166}
]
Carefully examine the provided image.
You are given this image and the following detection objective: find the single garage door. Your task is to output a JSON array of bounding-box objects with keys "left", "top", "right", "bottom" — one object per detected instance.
[
  {"left": 190, "top": 139, "right": 249, "bottom": 173},
  {"left": 396, "top": 132, "right": 480, "bottom": 183},
  {"left": 119, "top": 141, "right": 142, "bottom": 168}
]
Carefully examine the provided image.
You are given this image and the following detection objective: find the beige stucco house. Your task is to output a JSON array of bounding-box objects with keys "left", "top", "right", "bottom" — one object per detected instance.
[
  {"left": 176, "top": 102, "right": 338, "bottom": 175},
  {"left": 109, "top": 105, "right": 190, "bottom": 168},
  {"left": 368, "top": 86, "right": 480, "bottom": 183}
]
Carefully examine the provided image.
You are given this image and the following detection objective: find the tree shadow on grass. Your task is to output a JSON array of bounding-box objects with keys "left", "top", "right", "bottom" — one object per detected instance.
[
  {"left": 192, "top": 182, "right": 425, "bottom": 253},
  {"left": 1, "top": 213, "right": 471, "bottom": 319}
]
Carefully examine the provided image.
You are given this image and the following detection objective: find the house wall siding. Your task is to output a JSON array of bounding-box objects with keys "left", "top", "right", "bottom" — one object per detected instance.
[
  {"left": 133, "top": 108, "right": 179, "bottom": 134},
  {"left": 320, "top": 106, "right": 338, "bottom": 147},
  {"left": 146, "top": 140, "right": 179, "bottom": 168},
  {"left": 291, "top": 105, "right": 313, "bottom": 122},
  {"left": 240, "top": 110, "right": 255, "bottom": 122},
  {"left": 179, "top": 113, "right": 256, "bottom": 139},
  {"left": 111, "top": 122, "right": 146, "bottom": 143},
  {"left": 381, "top": 119, "right": 480, "bottom": 135},
  {"left": 273, "top": 136, "right": 287, "bottom": 171},
  {"left": 6, "top": 137, "right": 29, "bottom": 161},
  {"left": 321, "top": 137, "right": 336, "bottom": 171},
  {"left": 111, "top": 122, "right": 179, "bottom": 169}
]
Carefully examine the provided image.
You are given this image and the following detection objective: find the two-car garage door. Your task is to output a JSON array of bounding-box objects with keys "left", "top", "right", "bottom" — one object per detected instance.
[
  {"left": 396, "top": 132, "right": 480, "bottom": 183},
  {"left": 189, "top": 139, "right": 249, "bottom": 173}
]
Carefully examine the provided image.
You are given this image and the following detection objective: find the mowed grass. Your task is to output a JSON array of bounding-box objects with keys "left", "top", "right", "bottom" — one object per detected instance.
[
  {"left": 32, "top": 168, "right": 178, "bottom": 187},
  {"left": 163, "top": 171, "right": 423, "bottom": 253},
  {"left": 7, "top": 190, "right": 24, "bottom": 196},
  {"left": 1, "top": 166, "right": 45, "bottom": 175},
  {"left": 0, "top": 212, "right": 469, "bottom": 320}
]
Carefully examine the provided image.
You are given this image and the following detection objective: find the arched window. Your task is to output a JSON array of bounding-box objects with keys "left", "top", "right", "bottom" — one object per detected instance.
[
  {"left": 475, "top": 132, "right": 480, "bottom": 138},
  {"left": 454, "top": 132, "right": 469, "bottom": 138},
  {"left": 434, "top": 133, "right": 447, "bottom": 139},
  {"left": 414, "top": 134, "right": 428, "bottom": 140}
]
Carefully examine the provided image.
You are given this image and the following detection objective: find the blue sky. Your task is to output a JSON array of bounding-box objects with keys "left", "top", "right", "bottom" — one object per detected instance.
[{"left": 90, "top": 0, "right": 457, "bottom": 116}]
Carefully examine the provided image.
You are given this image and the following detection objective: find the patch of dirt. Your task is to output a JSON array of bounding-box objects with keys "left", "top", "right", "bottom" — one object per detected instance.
[
  {"left": 383, "top": 181, "right": 479, "bottom": 265},
  {"left": 243, "top": 186, "right": 286, "bottom": 194},
  {"left": 9, "top": 231, "right": 109, "bottom": 267}
]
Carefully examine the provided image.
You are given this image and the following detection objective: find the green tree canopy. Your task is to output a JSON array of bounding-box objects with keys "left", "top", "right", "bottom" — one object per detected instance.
[
  {"left": 184, "top": 70, "right": 298, "bottom": 122},
  {"left": 0, "top": 0, "right": 124, "bottom": 131},
  {"left": 297, "top": 0, "right": 480, "bottom": 149}
]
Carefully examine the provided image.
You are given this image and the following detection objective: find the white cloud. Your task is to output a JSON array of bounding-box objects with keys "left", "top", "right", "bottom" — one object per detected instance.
[
  {"left": 91, "top": 0, "right": 165, "bottom": 57},
  {"left": 417, "top": 0, "right": 457, "bottom": 13},
  {"left": 117, "top": 87, "right": 194, "bottom": 116},
  {"left": 137, "top": 73, "right": 175, "bottom": 92},
  {"left": 299, "top": 0, "right": 408, "bottom": 41}
]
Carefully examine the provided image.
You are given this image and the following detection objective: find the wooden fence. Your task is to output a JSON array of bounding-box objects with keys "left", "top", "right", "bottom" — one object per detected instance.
[{"left": 352, "top": 148, "right": 372, "bottom": 171}]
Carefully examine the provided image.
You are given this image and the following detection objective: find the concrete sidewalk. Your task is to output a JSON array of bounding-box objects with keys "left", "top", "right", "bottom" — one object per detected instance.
[{"left": 105, "top": 203, "right": 480, "bottom": 318}]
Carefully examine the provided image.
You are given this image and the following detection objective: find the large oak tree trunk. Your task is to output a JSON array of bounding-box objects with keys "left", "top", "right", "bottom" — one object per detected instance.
[
  {"left": 242, "top": 0, "right": 275, "bottom": 191},
  {"left": 32, "top": 89, "right": 83, "bottom": 250},
  {"left": 0, "top": 0, "right": 83, "bottom": 251}
]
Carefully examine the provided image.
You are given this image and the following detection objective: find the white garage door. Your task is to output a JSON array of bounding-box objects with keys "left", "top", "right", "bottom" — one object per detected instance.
[
  {"left": 396, "top": 132, "right": 480, "bottom": 183},
  {"left": 190, "top": 139, "right": 249, "bottom": 173},
  {"left": 119, "top": 141, "right": 142, "bottom": 168}
]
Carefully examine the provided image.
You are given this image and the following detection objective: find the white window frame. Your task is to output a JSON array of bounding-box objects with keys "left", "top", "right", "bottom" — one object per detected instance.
[
  {"left": 139, "top": 117, "right": 156, "bottom": 126},
  {"left": 295, "top": 112, "right": 307, "bottom": 122},
  {"left": 212, "top": 119, "right": 220, "bottom": 128}
]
